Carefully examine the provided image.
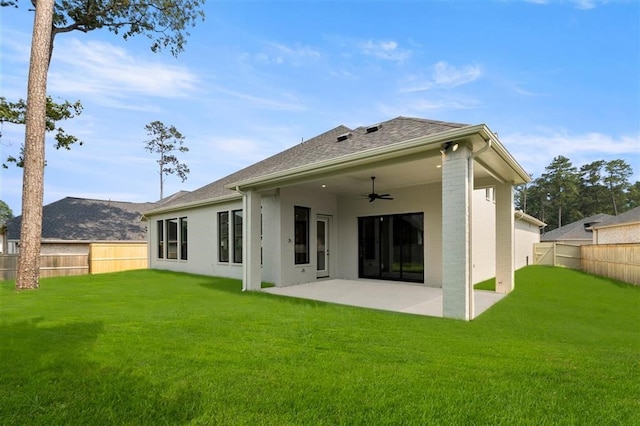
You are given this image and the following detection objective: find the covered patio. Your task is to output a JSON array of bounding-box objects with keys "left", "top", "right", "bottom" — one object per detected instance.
[{"left": 262, "top": 279, "right": 506, "bottom": 319}]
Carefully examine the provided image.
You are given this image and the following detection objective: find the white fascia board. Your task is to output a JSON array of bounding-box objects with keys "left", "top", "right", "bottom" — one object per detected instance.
[
  {"left": 515, "top": 210, "right": 546, "bottom": 227},
  {"left": 142, "top": 192, "right": 242, "bottom": 218},
  {"left": 478, "top": 125, "right": 532, "bottom": 184}
]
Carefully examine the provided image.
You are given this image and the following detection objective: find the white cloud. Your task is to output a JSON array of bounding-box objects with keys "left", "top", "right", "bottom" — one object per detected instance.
[
  {"left": 359, "top": 39, "right": 412, "bottom": 62},
  {"left": 47, "top": 38, "right": 199, "bottom": 102},
  {"left": 525, "top": 0, "right": 601, "bottom": 9},
  {"left": 401, "top": 61, "right": 482, "bottom": 92},
  {"left": 210, "top": 85, "right": 306, "bottom": 111},
  {"left": 250, "top": 41, "right": 321, "bottom": 66},
  {"left": 432, "top": 61, "right": 482, "bottom": 88},
  {"left": 501, "top": 130, "right": 640, "bottom": 178}
]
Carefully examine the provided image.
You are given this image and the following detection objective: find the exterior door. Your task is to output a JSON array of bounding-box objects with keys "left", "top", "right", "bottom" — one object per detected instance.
[
  {"left": 358, "top": 213, "right": 424, "bottom": 283},
  {"left": 317, "top": 216, "right": 330, "bottom": 278}
]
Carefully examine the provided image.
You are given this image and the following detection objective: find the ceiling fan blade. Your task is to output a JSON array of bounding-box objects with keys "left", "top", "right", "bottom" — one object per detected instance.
[{"left": 379, "top": 196, "right": 394, "bottom": 200}]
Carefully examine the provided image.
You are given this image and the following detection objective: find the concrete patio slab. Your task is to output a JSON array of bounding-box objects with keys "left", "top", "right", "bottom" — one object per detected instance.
[{"left": 262, "top": 279, "right": 506, "bottom": 319}]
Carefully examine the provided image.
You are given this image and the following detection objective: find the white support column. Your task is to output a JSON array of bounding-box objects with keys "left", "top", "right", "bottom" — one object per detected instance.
[
  {"left": 441, "top": 144, "right": 473, "bottom": 320},
  {"left": 242, "top": 189, "right": 262, "bottom": 291},
  {"left": 495, "top": 181, "right": 515, "bottom": 294}
]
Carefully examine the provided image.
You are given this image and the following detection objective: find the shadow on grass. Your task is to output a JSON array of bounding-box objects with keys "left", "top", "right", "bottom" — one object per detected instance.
[{"left": 0, "top": 318, "right": 202, "bottom": 424}]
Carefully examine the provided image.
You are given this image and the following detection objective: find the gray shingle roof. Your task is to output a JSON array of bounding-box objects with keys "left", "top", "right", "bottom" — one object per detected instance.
[
  {"left": 156, "top": 116, "right": 469, "bottom": 209},
  {"left": 6, "top": 197, "right": 157, "bottom": 241},
  {"left": 594, "top": 206, "right": 640, "bottom": 228},
  {"left": 540, "top": 213, "right": 614, "bottom": 242}
]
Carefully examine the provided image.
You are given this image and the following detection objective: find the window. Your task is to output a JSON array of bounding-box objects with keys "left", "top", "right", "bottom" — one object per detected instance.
[
  {"left": 218, "top": 212, "right": 229, "bottom": 262},
  {"left": 157, "top": 220, "right": 164, "bottom": 259},
  {"left": 294, "top": 206, "right": 310, "bottom": 264},
  {"left": 233, "top": 209, "right": 243, "bottom": 263},
  {"left": 166, "top": 218, "right": 179, "bottom": 259},
  {"left": 157, "top": 217, "right": 187, "bottom": 260},
  {"left": 180, "top": 217, "right": 188, "bottom": 260}
]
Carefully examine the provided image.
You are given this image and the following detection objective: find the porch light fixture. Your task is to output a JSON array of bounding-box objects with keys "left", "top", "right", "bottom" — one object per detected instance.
[{"left": 440, "top": 141, "right": 459, "bottom": 154}]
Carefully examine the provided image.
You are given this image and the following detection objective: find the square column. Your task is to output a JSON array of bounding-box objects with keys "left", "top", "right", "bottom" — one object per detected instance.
[
  {"left": 242, "top": 189, "right": 262, "bottom": 291},
  {"left": 441, "top": 144, "right": 473, "bottom": 320},
  {"left": 495, "top": 181, "right": 515, "bottom": 293}
]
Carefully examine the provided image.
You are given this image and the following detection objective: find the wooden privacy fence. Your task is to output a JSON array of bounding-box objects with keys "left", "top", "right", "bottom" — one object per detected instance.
[
  {"left": 0, "top": 243, "right": 147, "bottom": 281},
  {"left": 582, "top": 244, "right": 640, "bottom": 286},
  {"left": 0, "top": 254, "right": 89, "bottom": 281},
  {"left": 90, "top": 243, "right": 148, "bottom": 274},
  {"left": 534, "top": 242, "right": 582, "bottom": 269}
]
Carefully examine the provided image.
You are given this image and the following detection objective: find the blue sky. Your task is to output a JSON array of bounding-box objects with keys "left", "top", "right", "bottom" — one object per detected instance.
[{"left": 1, "top": 0, "right": 639, "bottom": 214}]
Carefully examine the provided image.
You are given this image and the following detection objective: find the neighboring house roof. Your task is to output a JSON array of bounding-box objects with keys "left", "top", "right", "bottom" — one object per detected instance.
[
  {"left": 6, "top": 197, "right": 158, "bottom": 241},
  {"left": 592, "top": 206, "right": 640, "bottom": 230},
  {"left": 540, "top": 213, "right": 614, "bottom": 243},
  {"left": 146, "top": 116, "right": 505, "bottom": 214}
]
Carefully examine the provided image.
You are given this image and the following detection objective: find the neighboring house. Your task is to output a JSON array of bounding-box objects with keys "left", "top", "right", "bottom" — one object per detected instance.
[
  {"left": 540, "top": 213, "right": 614, "bottom": 246},
  {"left": 592, "top": 206, "right": 640, "bottom": 244},
  {"left": 143, "top": 116, "right": 532, "bottom": 320},
  {"left": 3, "top": 195, "right": 188, "bottom": 254}
]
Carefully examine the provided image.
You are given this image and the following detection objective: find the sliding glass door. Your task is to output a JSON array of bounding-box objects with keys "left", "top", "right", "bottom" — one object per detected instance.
[{"left": 358, "top": 213, "right": 424, "bottom": 283}]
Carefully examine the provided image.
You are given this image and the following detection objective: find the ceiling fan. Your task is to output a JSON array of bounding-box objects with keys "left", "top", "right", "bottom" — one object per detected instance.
[{"left": 365, "top": 176, "right": 394, "bottom": 202}]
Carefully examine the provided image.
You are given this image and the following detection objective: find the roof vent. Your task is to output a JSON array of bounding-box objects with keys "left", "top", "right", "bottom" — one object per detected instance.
[
  {"left": 336, "top": 132, "right": 352, "bottom": 142},
  {"left": 366, "top": 124, "right": 382, "bottom": 134}
]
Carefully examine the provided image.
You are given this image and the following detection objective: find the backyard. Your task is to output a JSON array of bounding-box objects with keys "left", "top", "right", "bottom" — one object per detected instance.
[{"left": 1, "top": 266, "right": 638, "bottom": 424}]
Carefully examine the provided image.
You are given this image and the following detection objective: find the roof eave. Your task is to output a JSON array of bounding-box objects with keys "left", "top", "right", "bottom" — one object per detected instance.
[
  {"left": 227, "top": 124, "right": 530, "bottom": 190},
  {"left": 142, "top": 192, "right": 242, "bottom": 217}
]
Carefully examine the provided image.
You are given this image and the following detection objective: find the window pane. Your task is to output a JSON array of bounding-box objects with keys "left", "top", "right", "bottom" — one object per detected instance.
[
  {"left": 167, "top": 218, "right": 178, "bottom": 259},
  {"left": 294, "top": 206, "right": 310, "bottom": 264},
  {"left": 233, "top": 210, "right": 243, "bottom": 263},
  {"left": 180, "top": 217, "right": 188, "bottom": 260},
  {"left": 157, "top": 220, "right": 164, "bottom": 259},
  {"left": 218, "top": 212, "right": 229, "bottom": 262}
]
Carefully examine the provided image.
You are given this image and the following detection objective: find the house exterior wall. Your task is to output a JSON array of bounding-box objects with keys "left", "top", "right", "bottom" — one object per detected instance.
[
  {"left": 515, "top": 219, "right": 541, "bottom": 269},
  {"left": 277, "top": 186, "right": 339, "bottom": 287},
  {"left": 148, "top": 200, "right": 244, "bottom": 279},
  {"left": 471, "top": 189, "right": 497, "bottom": 284},
  {"left": 337, "top": 182, "right": 443, "bottom": 286},
  {"left": 146, "top": 183, "right": 535, "bottom": 290},
  {"left": 593, "top": 223, "right": 640, "bottom": 244}
]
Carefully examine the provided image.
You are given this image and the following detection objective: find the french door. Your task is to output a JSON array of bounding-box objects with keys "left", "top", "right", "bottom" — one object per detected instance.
[
  {"left": 317, "top": 216, "right": 330, "bottom": 278},
  {"left": 358, "top": 213, "right": 424, "bottom": 283}
]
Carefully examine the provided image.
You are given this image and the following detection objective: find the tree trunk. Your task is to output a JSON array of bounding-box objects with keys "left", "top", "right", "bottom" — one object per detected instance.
[{"left": 15, "top": 0, "right": 55, "bottom": 290}]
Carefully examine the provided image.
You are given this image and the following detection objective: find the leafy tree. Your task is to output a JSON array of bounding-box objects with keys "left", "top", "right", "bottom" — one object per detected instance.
[
  {"left": 627, "top": 182, "right": 640, "bottom": 210},
  {"left": 536, "top": 156, "right": 581, "bottom": 230},
  {"left": 578, "top": 160, "right": 607, "bottom": 217},
  {"left": 0, "top": 200, "right": 13, "bottom": 224},
  {"left": 603, "top": 159, "right": 632, "bottom": 215},
  {"left": 4, "top": 0, "right": 205, "bottom": 290},
  {"left": 144, "top": 121, "right": 189, "bottom": 200},
  {"left": 1, "top": 96, "right": 82, "bottom": 168}
]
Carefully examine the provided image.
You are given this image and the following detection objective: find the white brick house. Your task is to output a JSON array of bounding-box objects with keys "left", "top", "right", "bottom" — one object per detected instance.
[{"left": 143, "top": 117, "right": 532, "bottom": 320}]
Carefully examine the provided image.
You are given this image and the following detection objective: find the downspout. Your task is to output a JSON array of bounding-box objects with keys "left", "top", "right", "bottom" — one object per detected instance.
[{"left": 466, "top": 138, "right": 492, "bottom": 319}]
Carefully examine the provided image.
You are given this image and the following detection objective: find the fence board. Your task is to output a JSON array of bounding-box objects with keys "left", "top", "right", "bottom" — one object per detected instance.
[
  {"left": 0, "top": 254, "right": 88, "bottom": 281},
  {"left": 534, "top": 242, "right": 581, "bottom": 269},
  {"left": 89, "top": 243, "right": 148, "bottom": 274},
  {"left": 0, "top": 243, "right": 148, "bottom": 281},
  {"left": 582, "top": 244, "right": 640, "bottom": 286}
]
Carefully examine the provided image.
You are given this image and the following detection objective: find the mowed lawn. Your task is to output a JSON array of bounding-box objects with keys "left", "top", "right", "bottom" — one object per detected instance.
[{"left": 1, "top": 266, "right": 638, "bottom": 425}]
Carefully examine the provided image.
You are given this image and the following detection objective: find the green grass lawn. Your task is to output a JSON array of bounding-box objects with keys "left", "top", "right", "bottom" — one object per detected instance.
[{"left": 1, "top": 266, "right": 638, "bottom": 425}]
